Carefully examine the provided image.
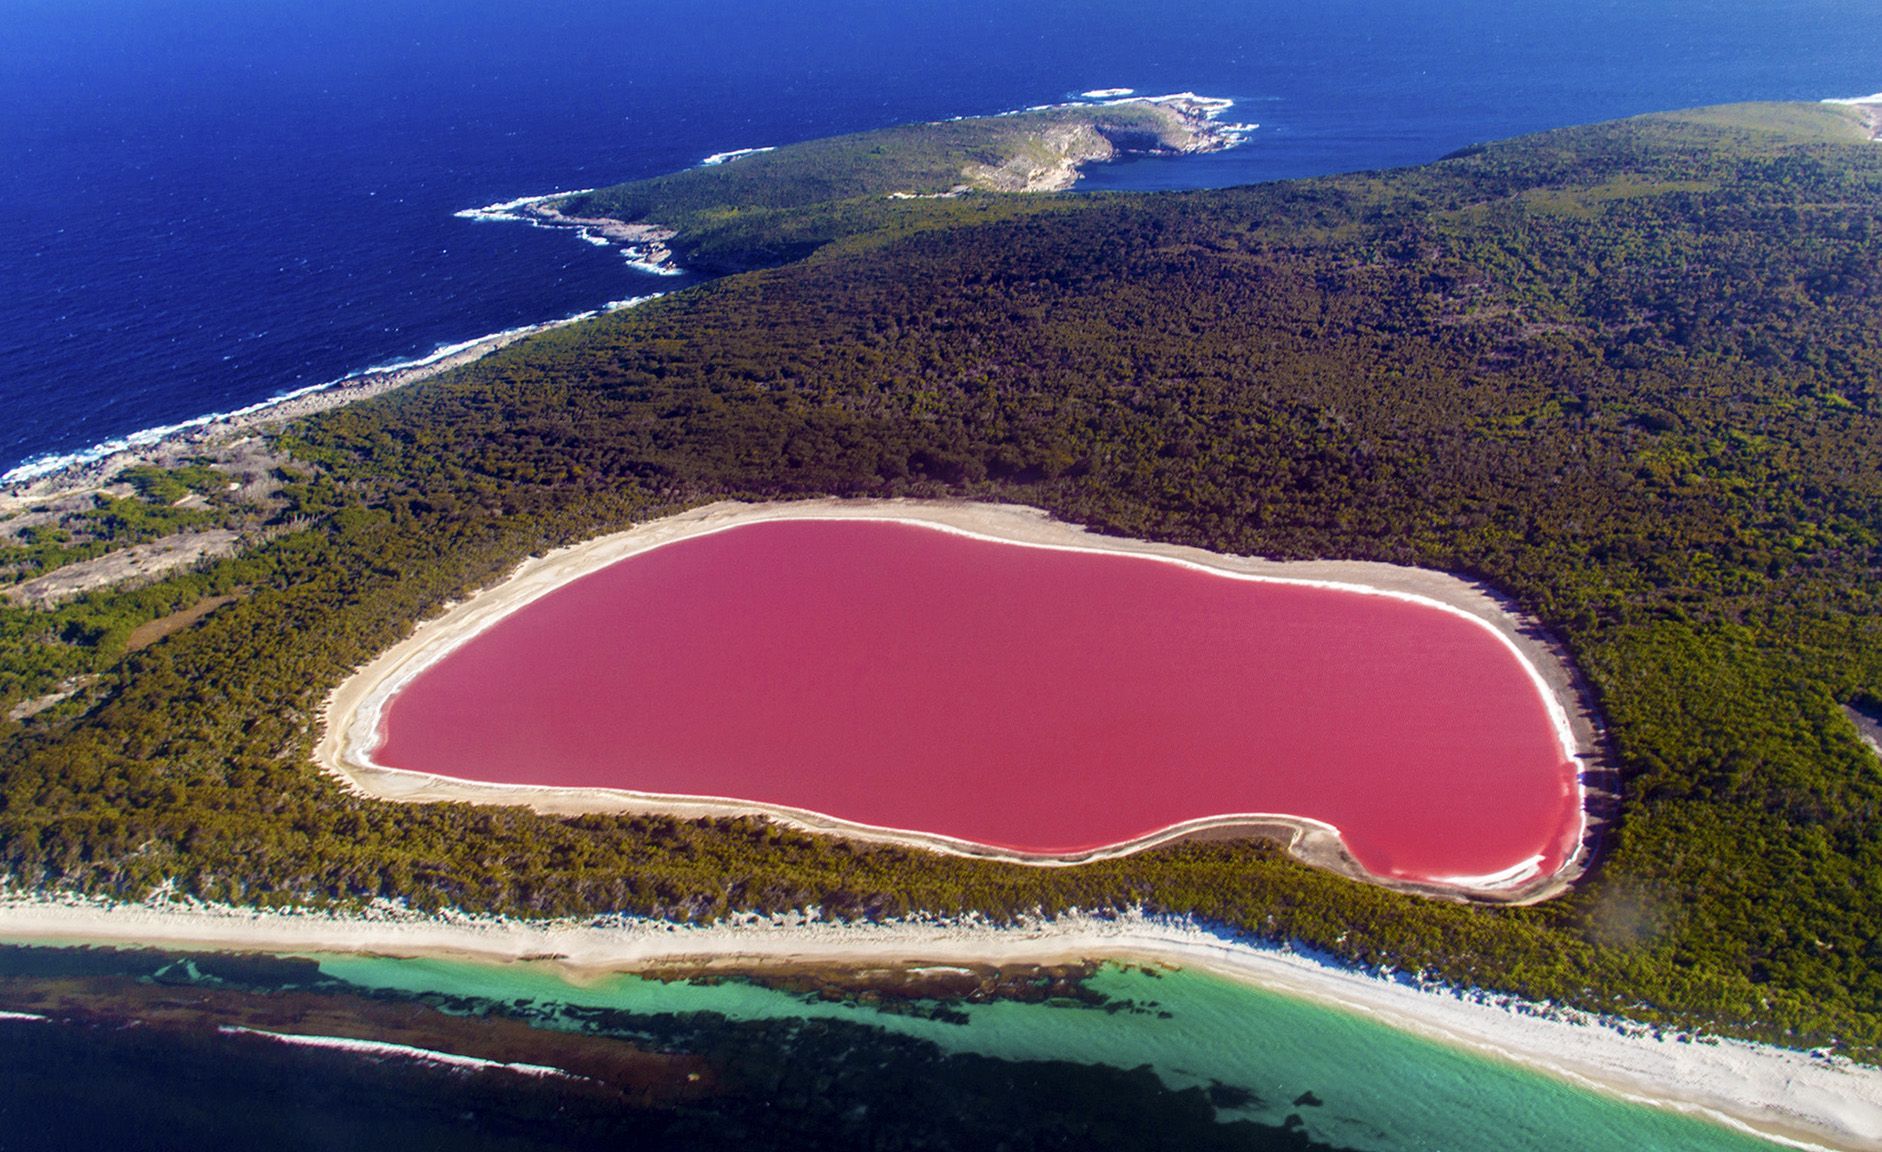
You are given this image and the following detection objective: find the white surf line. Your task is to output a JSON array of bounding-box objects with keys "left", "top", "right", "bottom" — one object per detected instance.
[
  {"left": 960, "top": 90, "right": 1257, "bottom": 143},
  {"left": 320, "top": 500, "right": 1591, "bottom": 898},
  {"left": 1069, "top": 90, "right": 1259, "bottom": 138},
  {"left": 447, "top": 89, "right": 1258, "bottom": 331},
  {"left": 701, "top": 146, "right": 777, "bottom": 166},
  {"left": 218, "top": 1025, "right": 578, "bottom": 1079},
  {"left": 8, "top": 92, "right": 1258, "bottom": 487},
  {"left": 456, "top": 187, "right": 686, "bottom": 277},
  {"left": 0, "top": 1010, "right": 48, "bottom": 1022},
  {"left": 452, "top": 188, "right": 598, "bottom": 222},
  {"left": 2, "top": 293, "right": 666, "bottom": 488}
]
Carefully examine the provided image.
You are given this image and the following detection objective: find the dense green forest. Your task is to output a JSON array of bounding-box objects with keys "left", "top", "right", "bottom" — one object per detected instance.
[{"left": 2, "top": 102, "right": 1881, "bottom": 1057}]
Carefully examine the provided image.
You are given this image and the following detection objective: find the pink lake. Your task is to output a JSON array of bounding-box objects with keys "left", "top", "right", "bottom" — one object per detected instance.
[{"left": 373, "top": 519, "right": 1581, "bottom": 884}]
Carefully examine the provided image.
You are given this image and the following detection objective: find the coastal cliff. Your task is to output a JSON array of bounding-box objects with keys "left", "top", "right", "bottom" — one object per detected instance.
[{"left": 958, "top": 97, "right": 1233, "bottom": 192}]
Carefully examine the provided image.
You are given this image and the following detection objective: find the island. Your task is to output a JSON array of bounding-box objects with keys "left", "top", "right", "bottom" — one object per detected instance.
[{"left": 3, "top": 96, "right": 1882, "bottom": 1148}]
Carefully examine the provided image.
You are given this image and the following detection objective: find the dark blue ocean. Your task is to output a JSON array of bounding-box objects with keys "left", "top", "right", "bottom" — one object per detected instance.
[{"left": 3, "top": 0, "right": 1878, "bottom": 478}]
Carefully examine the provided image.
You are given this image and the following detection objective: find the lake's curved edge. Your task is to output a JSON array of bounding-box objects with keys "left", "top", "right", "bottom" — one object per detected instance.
[
  {"left": 0, "top": 898, "right": 1871, "bottom": 1151},
  {"left": 315, "top": 498, "right": 1611, "bottom": 903}
]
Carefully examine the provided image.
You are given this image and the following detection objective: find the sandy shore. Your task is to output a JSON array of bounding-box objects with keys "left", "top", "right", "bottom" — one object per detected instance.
[
  {"left": 318, "top": 498, "right": 1613, "bottom": 903},
  {"left": 0, "top": 897, "right": 1872, "bottom": 1150}
]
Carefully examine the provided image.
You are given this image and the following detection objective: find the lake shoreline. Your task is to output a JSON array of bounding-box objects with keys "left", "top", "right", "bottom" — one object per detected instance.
[
  {"left": 317, "top": 498, "right": 1610, "bottom": 904},
  {"left": 0, "top": 897, "right": 1873, "bottom": 1151}
]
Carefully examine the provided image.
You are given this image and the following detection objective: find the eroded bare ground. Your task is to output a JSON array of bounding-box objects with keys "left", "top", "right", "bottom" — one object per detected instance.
[
  {"left": 5, "top": 676, "right": 99, "bottom": 722},
  {"left": 0, "top": 433, "right": 285, "bottom": 522},
  {"left": 4, "top": 530, "right": 244, "bottom": 607},
  {"left": 124, "top": 591, "right": 246, "bottom": 652},
  {"left": 0, "top": 435, "right": 302, "bottom": 610},
  {"left": 1848, "top": 703, "right": 1882, "bottom": 760},
  {"left": 0, "top": 308, "right": 553, "bottom": 612},
  {"left": 964, "top": 123, "right": 1119, "bottom": 192}
]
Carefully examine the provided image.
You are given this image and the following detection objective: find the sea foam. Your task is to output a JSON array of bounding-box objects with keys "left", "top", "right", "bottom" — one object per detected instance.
[
  {"left": 458, "top": 189, "right": 686, "bottom": 277},
  {"left": 990, "top": 90, "right": 1258, "bottom": 142},
  {"left": 218, "top": 1025, "right": 576, "bottom": 1078},
  {"left": 701, "top": 146, "right": 777, "bottom": 166}
]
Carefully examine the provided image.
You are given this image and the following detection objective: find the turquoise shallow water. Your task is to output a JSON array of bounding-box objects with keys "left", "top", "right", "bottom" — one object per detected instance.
[{"left": 315, "top": 953, "right": 1779, "bottom": 1151}]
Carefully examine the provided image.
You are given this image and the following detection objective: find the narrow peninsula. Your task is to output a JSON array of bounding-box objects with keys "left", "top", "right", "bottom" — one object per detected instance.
[{"left": 468, "top": 92, "right": 1253, "bottom": 272}]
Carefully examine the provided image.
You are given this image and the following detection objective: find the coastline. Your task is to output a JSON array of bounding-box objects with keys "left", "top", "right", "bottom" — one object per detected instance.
[
  {"left": 987, "top": 91, "right": 1257, "bottom": 192},
  {"left": 1818, "top": 93, "right": 1881, "bottom": 139},
  {"left": 2, "top": 88, "right": 1241, "bottom": 503},
  {"left": 0, "top": 896, "right": 1873, "bottom": 1151},
  {"left": 455, "top": 191, "right": 687, "bottom": 277},
  {"left": 0, "top": 54, "right": 1874, "bottom": 1152},
  {"left": 475, "top": 92, "right": 1257, "bottom": 248},
  {"left": 0, "top": 294, "right": 662, "bottom": 512},
  {"left": 317, "top": 498, "right": 1613, "bottom": 904}
]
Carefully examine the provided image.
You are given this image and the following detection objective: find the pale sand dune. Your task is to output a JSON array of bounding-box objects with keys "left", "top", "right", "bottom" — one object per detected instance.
[
  {"left": 2, "top": 529, "right": 242, "bottom": 607},
  {"left": 0, "top": 898, "right": 1874, "bottom": 1151},
  {"left": 316, "top": 498, "right": 1613, "bottom": 903}
]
